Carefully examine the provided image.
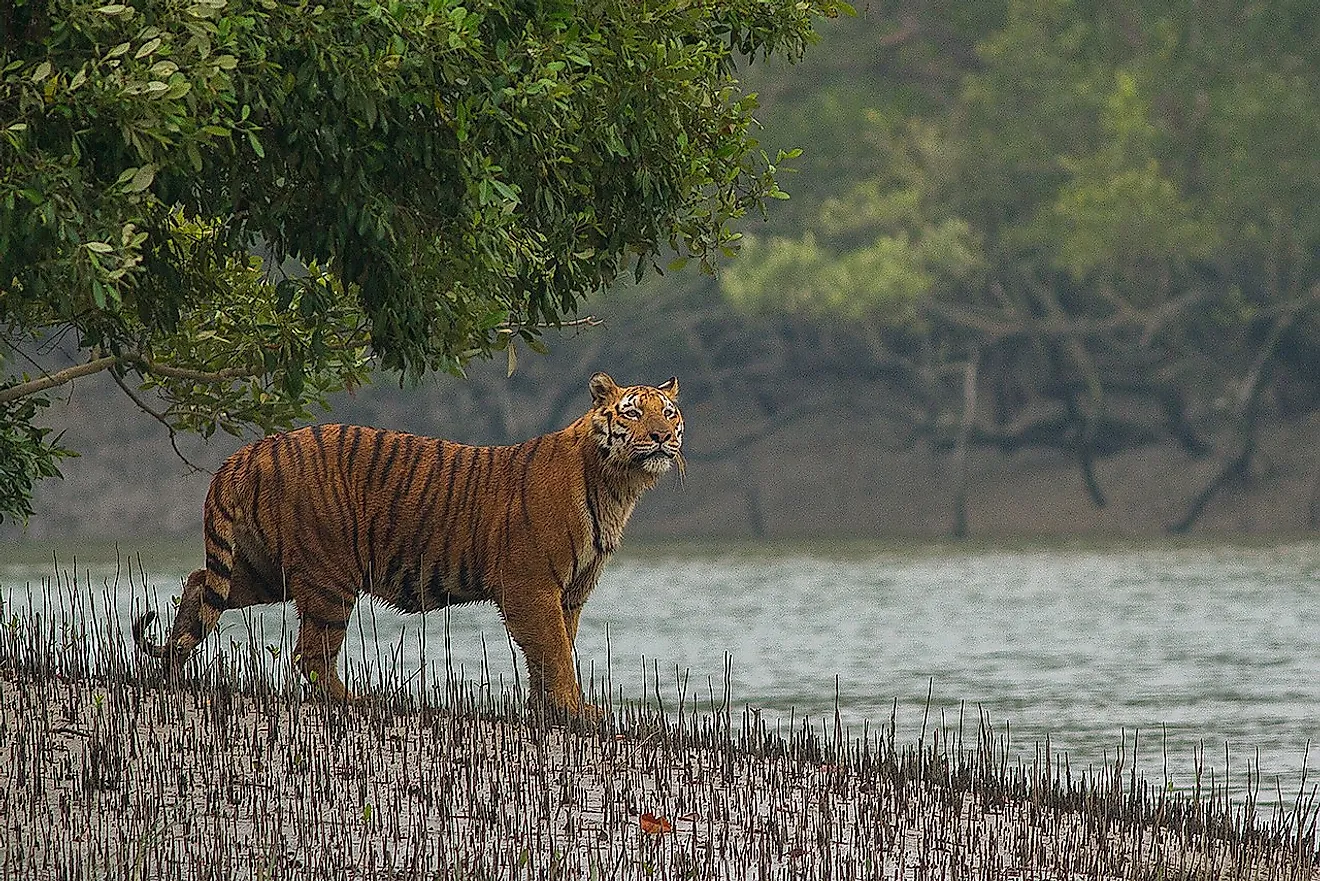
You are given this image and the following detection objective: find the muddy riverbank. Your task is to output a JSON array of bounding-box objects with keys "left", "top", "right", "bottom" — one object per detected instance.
[{"left": 1, "top": 602, "right": 1316, "bottom": 880}]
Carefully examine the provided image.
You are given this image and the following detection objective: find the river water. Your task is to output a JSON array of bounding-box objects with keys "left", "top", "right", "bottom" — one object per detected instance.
[{"left": 2, "top": 538, "right": 1317, "bottom": 804}]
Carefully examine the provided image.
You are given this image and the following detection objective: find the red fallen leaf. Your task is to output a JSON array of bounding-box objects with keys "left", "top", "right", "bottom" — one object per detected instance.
[{"left": 639, "top": 812, "right": 673, "bottom": 834}]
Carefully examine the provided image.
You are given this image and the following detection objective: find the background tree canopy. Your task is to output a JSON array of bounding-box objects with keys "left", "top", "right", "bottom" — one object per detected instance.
[
  {"left": 0, "top": 0, "right": 850, "bottom": 522},
  {"left": 725, "top": 0, "right": 1320, "bottom": 531}
]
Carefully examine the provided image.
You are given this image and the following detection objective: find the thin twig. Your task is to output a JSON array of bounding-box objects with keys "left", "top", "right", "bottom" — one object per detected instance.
[{"left": 109, "top": 369, "right": 209, "bottom": 475}]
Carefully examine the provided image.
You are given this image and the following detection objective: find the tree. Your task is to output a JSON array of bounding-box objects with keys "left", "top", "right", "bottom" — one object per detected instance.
[
  {"left": 0, "top": 0, "right": 852, "bottom": 522},
  {"left": 724, "top": 0, "right": 1320, "bottom": 533}
]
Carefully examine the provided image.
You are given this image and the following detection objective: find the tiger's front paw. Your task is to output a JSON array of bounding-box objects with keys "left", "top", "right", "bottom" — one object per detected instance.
[
  {"left": 576, "top": 702, "right": 606, "bottom": 724},
  {"left": 532, "top": 691, "right": 607, "bottom": 727}
]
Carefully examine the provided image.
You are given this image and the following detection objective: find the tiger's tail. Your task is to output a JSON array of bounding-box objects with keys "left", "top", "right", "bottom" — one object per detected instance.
[{"left": 133, "top": 568, "right": 207, "bottom": 667}]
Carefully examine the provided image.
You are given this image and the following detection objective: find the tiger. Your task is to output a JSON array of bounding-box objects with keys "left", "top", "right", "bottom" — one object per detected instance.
[{"left": 133, "top": 372, "right": 683, "bottom": 717}]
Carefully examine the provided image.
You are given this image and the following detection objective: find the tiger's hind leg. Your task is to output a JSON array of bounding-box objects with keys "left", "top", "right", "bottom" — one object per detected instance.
[{"left": 293, "top": 591, "right": 357, "bottom": 701}]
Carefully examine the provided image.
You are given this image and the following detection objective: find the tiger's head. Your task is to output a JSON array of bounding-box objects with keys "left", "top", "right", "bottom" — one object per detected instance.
[{"left": 589, "top": 373, "right": 684, "bottom": 476}]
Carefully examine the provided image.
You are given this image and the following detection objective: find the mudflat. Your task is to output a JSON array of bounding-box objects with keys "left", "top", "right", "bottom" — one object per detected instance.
[{"left": 2, "top": 662, "right": 1316, "bottom": 880}]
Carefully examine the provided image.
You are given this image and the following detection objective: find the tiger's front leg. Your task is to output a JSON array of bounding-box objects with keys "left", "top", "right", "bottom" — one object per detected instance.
[{"left": 498, "top": 582, "right": 598, "bottom": 720}]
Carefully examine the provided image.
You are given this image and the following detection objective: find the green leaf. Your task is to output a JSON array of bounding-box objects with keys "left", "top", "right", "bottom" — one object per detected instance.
[
  {"left": 164, "top": 78, "right": 192, "bottom": 100},
  {"left": 124, "top": 164, "right": 155, "bottom": 193}
]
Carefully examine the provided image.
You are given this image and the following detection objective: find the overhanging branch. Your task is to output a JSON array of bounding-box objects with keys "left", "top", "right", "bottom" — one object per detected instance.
[
  {"left": 137, "top": 361, "right": 255, "bottom": 383},
  {"left": 0, "top": 352, "right": 260, "bottom": 406},
  {"left": 0, "top": 356, "right": 118, "bottom": 405}
]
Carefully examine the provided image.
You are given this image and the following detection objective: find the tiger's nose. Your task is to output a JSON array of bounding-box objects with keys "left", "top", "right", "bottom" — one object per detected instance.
[{"left": 649, "top": 430, "right": 672, "bottom": 444}]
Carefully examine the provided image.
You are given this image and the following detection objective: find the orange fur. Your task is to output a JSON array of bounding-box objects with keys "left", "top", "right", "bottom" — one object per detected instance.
[{"left": 133, "top": 373, "right": 683, "bottom": 715}]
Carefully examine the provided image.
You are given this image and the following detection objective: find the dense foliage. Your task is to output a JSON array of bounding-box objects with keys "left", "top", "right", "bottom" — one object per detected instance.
[
  {"left": 0, "top": 0, "right": 848, "bottom": 522},
  {"left": 726, "top": 0, "right": 1320, "bottom": 528}
]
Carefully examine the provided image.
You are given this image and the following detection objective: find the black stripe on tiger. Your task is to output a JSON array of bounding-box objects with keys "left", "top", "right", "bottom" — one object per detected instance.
[
  {"left": 382, "top": 546, "right": 408, "bottom": 600},
  {"left": 313, "top": 429, "right": 356, "bottom": 561},
  {"left": 204, "top": 521, "right": 231, "bottom": 554},
  {"left": 310, "top": 423, "right": 327, "bottom": 460},
  {"left": 202, "top": 584, "right": 228, "bottom": 611},
  {"left": 583, "top": 480, "right": 604, "bottom": 555},
  {"left": 387, "top": 436, "right": 427, "bottom": 583},
  {"left": 362, "top": 429, "right": 388, "bottom": 488},
  {"left": 411, "top": 440, "right": 443, "bottom": 518},
  {"left": 395, "top": 564, "right": 422, "bottom": 613},
  {"left": 424, "top": 560, "right": 447, "bottom": 609},
  {"left": 517, "top": 435, "right": 543, "bottom": 537},
  {"left": 249, "top": 466, "right": 265, "bottom": 545},
  {"left": 440, "top": 447, "right": 480, "bottom": 578},
  {"left": 457, "top": 560, "right": 476, "bottom": 600},
  {"left": 425, "top": 444, "right": 465, "bottom": 605},
  {"left": 558, "top": 526, "right": 581, "bottom": 588},
  {"left": 266, "top": 436, "right": 286, "bottom": 560},
  {"left": 467, "top": 447, "right": 494, "bottom": 592},
  {"left": 377, "top": 433, "right": 405, "bottom": 483},
  {"left": 364, "top": 434, "right": 408, "bottom": 565},
  {"left": 338, "top": 428, "right": 366, "bottom": 573},
  {"left": 205, "top": 552, "right": 231, "bottom": 581}
]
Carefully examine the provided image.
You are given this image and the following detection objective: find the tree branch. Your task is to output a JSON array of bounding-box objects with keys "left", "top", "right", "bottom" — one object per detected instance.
[
  {"left": 136, "top": 360, "right": 255, "bottom": 383},
  {"left": 0, "top": 352, "right": 259, "bottom": 405},
  {"left": 1168, "top": 295, "right": 1316, "bottom": 533},
  {"left": 0, "top": 356, "right": 118, "bottom": 405},
  {"left": 500, "top": 315, "right": 603, "bottom": 334}
]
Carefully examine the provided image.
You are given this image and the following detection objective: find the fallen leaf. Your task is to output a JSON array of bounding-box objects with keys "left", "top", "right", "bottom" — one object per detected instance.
[{"left": 639, "top": 812, "right": 673, "bottom": 834}]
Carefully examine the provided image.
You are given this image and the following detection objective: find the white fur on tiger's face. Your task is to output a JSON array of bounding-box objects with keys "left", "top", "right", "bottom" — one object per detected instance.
[{"left": 589, "top": 373, "right": 683, "bottom": 475}]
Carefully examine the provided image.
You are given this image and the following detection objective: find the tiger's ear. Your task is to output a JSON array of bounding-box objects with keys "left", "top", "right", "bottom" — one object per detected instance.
[
  {"left": 657, "top": 376, "right": 679, "bottom": 400},
  {"left": 589, "top": 372, "right": 620, "bottom": 405}
]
